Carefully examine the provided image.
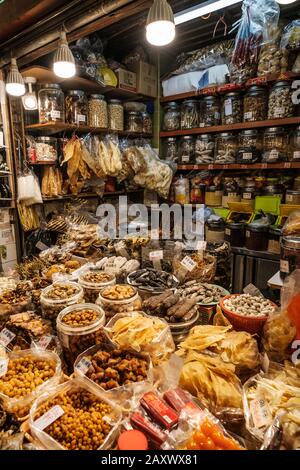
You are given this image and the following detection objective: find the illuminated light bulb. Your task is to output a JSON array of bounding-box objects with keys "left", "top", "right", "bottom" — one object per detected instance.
[
  {"left": 6, "top": 58, "right": 25, "bottom": 97},
  {"left": 53, "top": 31, "right": 76, "bottom": 78},
  {"left": 146, "top": 0, "right": 175, "bottom": 46}
]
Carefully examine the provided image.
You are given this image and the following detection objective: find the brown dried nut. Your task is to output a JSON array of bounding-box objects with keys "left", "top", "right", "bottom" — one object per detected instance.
[
  {"left": 101, "top": 284, "right": 135, "bottom": 300},
  {"left": 41, "top": 282, "right": 84, "bottom": 326},
  {"left": 62, "top": 309, "right": 98, "bottom": 327},
  {"left": 82, "top": 272, "right": 113, "bottom": 284},
  {"left": 34, "top": 390, "right": 112, "bottom": 450},
  {"left": 0, "top": 355, "right": 56, "bottom": 399},
  {"left": 85, "top": 349, "right": 148, "bottom": 389},
  {"left": 44, "top": 284, "right": 79, "bottom": 300}
]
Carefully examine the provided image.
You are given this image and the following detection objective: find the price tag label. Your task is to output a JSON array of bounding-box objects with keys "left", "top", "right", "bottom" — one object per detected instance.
[
  {"left": 243, "top": 283, "right": 263, "bottom": 297},
  {"left": 262, "top": 163, "right": 268, "bottom": 169},
  {"left": 36, "top": 241, "right": 50, "bottom": 252},
  {"left": 250, "top": 398, "right": 272, "bottom": 429},
  {"left": 181, "top": 156, "right": 190, "bottom": 163},
  {"left": 242, "top": 153, "right": 252, "bottom": 160},
  {"left": 224, "top": 99, "right": 232, "bottom": 116},
  {"left": 244, "top": 112, "right": 253, "bottom": 120},
  {"left": 149, "top": 250, "right": 163, "bottom": 261},
  {"left": 245, "top": 230, "right": 250, "bottom": 238},
  {"left": 293, "top": 151, "right": 300, "bottom": 160},
  {"left": 225, "top": 228, "right": 231, "bottom": 235},
  {"left": 0, "top": 357, "right": 8, "bottom": 377},
  {"left": 75, "top": 357, "right": 92, "bottom": 375},
  {"left": 243, "top": 192, "right": 252, "bottom": 200},
  {"left": 286, "top": 194, "right": 293, "bottom": 203},
  {"left": 199, "top": 123, "right": 205, "bottom": 128},
  {"left": 50, "top": 110, "right": 61, "bottom": 120},
  {"left": 180, "top": 256, "right": 196, "bottom": 272},
  {"left": 228, "top": 192, "right": 237, "bottom": 197},
  {"left": 280, "top": 259, "right": 289, "bottom": 274},
  {"left": 77, "top": 115, "right": 86, "bottom": 123},
  {"left": 269, "top": 150, "right": 279, "bottom": 160},
  {"left": 274, "top": 107, "right": 285, "bottom": 117},
  {"left": 196, "top": 241, "right": 207, "bottom": 251},
  {"left": 34, "top": 405, "right": 65, "bottom": 431},
  {"left": 0, "top": 329, "right": 15, "bottom": 348},
  {"left": 284, "top": 162, "right": 291, "bottom": 169},
  {"left": 35, "top": 335, "right": 52, "bottom": 350}
]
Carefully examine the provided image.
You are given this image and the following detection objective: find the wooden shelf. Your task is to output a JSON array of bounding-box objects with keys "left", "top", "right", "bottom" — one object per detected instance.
[
  {"left": 42, "top": 189, "right": 143, "bottom": 202},
  {"left": 25, "top": 122, "right": 152, "bottom": 138},
  {"left": 21, "top": 66, "right": 153, "bottom": 101},
  {"left": 160, "top": 117, "right": 300, "bottom": 137},
  {"left": 160, "top": 72, "right": 299, "bottom": 103},
  {"left": 177, "top": 162, "right": 300, "bottom": 170}
]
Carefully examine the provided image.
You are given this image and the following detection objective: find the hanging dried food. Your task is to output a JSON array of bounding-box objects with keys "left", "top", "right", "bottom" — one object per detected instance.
[{"left": 41, "top": 167, "right": 63, "bottom": 198}]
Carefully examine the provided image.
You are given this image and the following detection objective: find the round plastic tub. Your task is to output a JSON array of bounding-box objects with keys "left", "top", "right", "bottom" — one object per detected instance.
[
  {"left": 219, "top": 295, "right": 274, "bottom": 335},
  {"left": 40, "top": 281, "right": 84, "bottom": 327},
  {"left": 78, "top": 270, "right": 116, "bottom": 303},
  {"left": 56, "top": 303, "right": 106, "bottom": 368},
  {"left": 97, "top": 284, "right": 142, "bottom": 319}
]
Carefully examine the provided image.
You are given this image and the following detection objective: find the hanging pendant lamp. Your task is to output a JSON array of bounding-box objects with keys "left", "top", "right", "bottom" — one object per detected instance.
[
  {"left": 146, "top": 0, "right": 175, "bottom": 46},
  {"left": 6, "top": 58, "right": 25, "bottom": 97},
  {"left": 53, "top": 31, "right": 76, "bottom": 78}
]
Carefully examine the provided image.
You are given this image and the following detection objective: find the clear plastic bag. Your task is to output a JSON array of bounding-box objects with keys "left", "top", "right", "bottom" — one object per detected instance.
[
  {"left": 105, "top": 311, "right": 175, "bottom": 366},
  {"left": 281, "top": 19, "right": 300, "bottom": 51},
  {"left": 173, "top": 251, "right": 216, "bottom": 283},
  {"left": 282, "top": 210, "right": 300, "bottom": 236},
  {"left": 29, "top": 377, "right": 121, "bottom": 450},
  {"left": 0, "top": 349, "right": 62, "bottom": 418}
]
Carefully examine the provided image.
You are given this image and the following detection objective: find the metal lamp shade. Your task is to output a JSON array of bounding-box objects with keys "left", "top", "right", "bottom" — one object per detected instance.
[
  {"left": 6, "top": 58, "right": 25, "bottom": 96},
  {"left": 146, "top": 0, "right": 175, "bottom": 46},
  {"left": 53, "top": 31, "right": 76, "bottom": 78},
  {"left": 146, "top": 0, "right": 174, "bottom": 25}
]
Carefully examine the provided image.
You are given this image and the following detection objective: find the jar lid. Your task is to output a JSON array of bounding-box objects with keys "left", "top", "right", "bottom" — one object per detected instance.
[
  {"left": 227, "top": 222, "right": 244, "bottom": 229},
  {"left": 282, "top": 236, "right": 300, "bottom": 248},
  {"left": 272, "top": 80, "right": 291, "bottom": 87},
  {"left": 66, "top": 90, "right": 86, "bottom": 97},
  {"left": 181, "top": 135, "right": 194, "bottom": 140},
  {"left": 36, "top": 136, "right": 57, "bottom": 142},
  {"left": 219, "top": 132, "right": 233, "bottom": 137},
  {"left": 89, "top": 94, "right": 105, "bottom": 100},
  {"left": 240, "top": 129, "right": 259, "bottom": 135},
  {"left": 126, "top": 110, "right": 141, "bottom": 115},
  {"left": 286, "top": 189, "right": 300, "bottom": 195},
  {"left": 109, "top": 99, "right": 122, "bottom": 104},
  {"left": 243, "top": 186, "right": 256, "bottom": 192},
  {"left": 40, "top": 83, "right": 61, "bottom": 90},
  {"left": 166, "top": 137, "right": 177, "bottom": 142},
  {"left": 165, "top": 101, "right": 178, "bottom": 108},
  {"left": 206, "top": 185, "right": 218, "bottom": 192},
  {"left": 182, "top": 99, "right": 199, "bottom": 104},
  {"left": 224, "top": 92, "right": 240, "bottom": 97},
  {"left": 118, "top": 430, "right": 148, "bottom": 450},
  {"left": 197, "top": 134, "right": 211, "bottom": 139},
  {"left": 202, "top": 95, "right": 218, "bottom": 101},
  {"left": 246, "top": 85, "right": 266, "bottom": 92},
  {"left": 265, "top": 127, "right": 284, "bottom": 133},
  {"left": 207, "top": 220, "right": 225, "bottom": 228},
  {"left": 247, "top": 224, "right": 269, "bottom": 232}
]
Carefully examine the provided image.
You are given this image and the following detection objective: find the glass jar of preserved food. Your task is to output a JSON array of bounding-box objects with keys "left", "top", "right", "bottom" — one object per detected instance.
[
  {"left": 174, "top": 176, "right": 189, "bottom": 204},
  {"left": 241, "top": 186, "right": 256, "bottom": 208},
  {"left": 195, "top": 134, "right": 215, "bottom": 164},
  {"left": 236, "top": 129, "right": 262, "bottom": 164},
  {"left": 262, "top": 183, "right": 284, "bottom": 201},
  {"left": 65, "top": 90, "right": 88, "bottom": 126},
  {"left": 38, "top": 84, "right": 64, "bottom": 123},
  {"left": 290, "top": 125, "right": 300, "bottom": 161},
  {"left": 225, "top": 222, "right": 245, "bottom": 247},
  {"left": 285, "top": 189, "right": 300, "bottom": 204},
  {"left": 35, "top": 137, "right": 58, "bottom": 163},
  {"left": 205, "top": 220, "right": 225, "bottom": 243},
  {"left": 243, "top": 86, "right": 267, "bottom": 122},
  {"left": 222, "top": 188, "right": 241, "bottom": 208},
  {"left": 221, "top": 92, "right": 242, "bottom": 125},
  {"left": 245, "top": 225, "right": 269, "bottom": 251},
  {"left": 280, "top": 236, "right": 300, "bottom": 279},
  {"left": 268, "top": 81, "right": 295, "bottom": 119},
  {"left": 262, "top": 127, "right": 288, "bottom": 162},
  {"left": 141, "top": 112, "right": 152, "bottom": 134},
  {"left": 215, "top": 132, "right": 237, "bottom": 164},
  {"left": 125, "top": 111, "right": 143, "bottom": 132},
  {"left": 190, "top": 180, "right": 205, "bottom": 204},
  {"left": 205, "top": 186, "right": 223, "bottom": 207},
  {"left": 87, "top": 94, "right": 108, "bottom": 128},
  {"left": 108, "top": 99, "right": 124, "bottom": 131},
  {"left": 179, "top": 136, "right": 195, "bottom": 164},
  {"left": 164, "top": 137, "right": 178, "bottom": 163},
  {"left": 181, "top": 100, "right": 199, "bottom": 129},
  {"left": 199, "top": 95, "right": 220, "bottom": 127},
  {"left": 163, "top": 102, "right": 180, "bottom": 131}
]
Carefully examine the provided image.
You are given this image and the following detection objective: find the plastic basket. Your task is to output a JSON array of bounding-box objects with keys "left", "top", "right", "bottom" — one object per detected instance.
[
  {"left": 254, "top": 196, "right": 281, "bottom": 215},
  {"left": 213, "top": 207, "right": 230, "bottom": 219},
  {"left": 219, "top": 295, "right": 272, "bottom": 335}
]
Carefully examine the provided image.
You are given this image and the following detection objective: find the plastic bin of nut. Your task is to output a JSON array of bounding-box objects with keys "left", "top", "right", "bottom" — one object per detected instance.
[
  {"left": 78, "top": 270, "right": 116, "bottom": 303},
  {"left": 40, "top": 282, "right": 84, "bottom": 328},
  {"left": 74, "top": 343, "right": 152, "bottom": 408},
  {"left": 56, "top": 303, "right": 107, "bottom": 369},
  {"left": 29, "top": 377, "right": 122, "bottom": 450},
  {"left": 0, "top": 349, "right": 62, "bottom": 419},
  {"left": 97, "top": 284, "right": 142, "bottom": 319}
]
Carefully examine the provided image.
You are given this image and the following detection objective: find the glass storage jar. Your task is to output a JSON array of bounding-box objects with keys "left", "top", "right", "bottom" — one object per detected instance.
[
  {"left": 243, "top": 86, "right": 267, "bottom": 122},
  {"left": 35, "top": 137, "right": 58, "bottom": 163},
  {"left": 222, "top": 188, "right": 241, "bottom": 208},
  {"left": 38, "top": 84, "right": 65, "bottom": 123},
  {"left": 78, "top": 270, "right": 116, "bottom": 303},
  {"left": 221, "top": 92, "right": 242, "bottom": 125},
  {"left": 65, "top": 90, "right": 88, "bottom": 126},
  {"left": 190, "top": 181, "right": 205, "bottom": 204},
  {"left": 262, "top": 183, "right": 284, "bottom": 201},
  {"left": 141, "top": 112, "right": 152, "bottom": 134},
  {"left": 195, "top": 134, "right": 215, "bottom": 164},
  {"left": 97, "top": 285, "right": 142, "bottom": 319},
  {"left": 205, "top": 220, "right": 225, "bottom": 243},
  {"left": 164, "top": 137, "right": 178, "bottom": 163},
  {"left": 268, "top": 226, "right": 281, "bottom": 254},
  {"left": 241, "top": 186, "right": 257, "bottom": 207},
  {"left": 87, "top": 94, "right": 108, "bottom": 128},
  {"left": 179, "top": 136, "right": 195, "bottom": 164},
  {"left": 245, "top": 225, "right": 269, "bottom": 251},
  {"left": 57, "top": 303, "right": 106, "bottom": 368},
  {"left": 125, "top": 111, "right": 143, "bottom": 132},
  {"left": 268, "top": 81, "right": 295, "bottom": 119},
  {"left": 236, "top": 129, "right": 262, "bottom": 164},
  {"left": 290, "top": 126, "right": 300, "bottom": 161},
  {"left": 40, "top": 281, "right": 84, "bottom": 327},
  {"left": 108, "top": 99, "right": 124, "bottom": 131},
  {"left": 214, "top": 132, "right": 237, "bottom": 164},
  {"left": 280, "top": 236, "right": 300, "bottom": 279},
  {"left": 174, "top": 177, "right": 190, "bottom": 204},
  {"left": 225, "top": 222, "right": 245, "bottom": 247},
  {"left": 199, "top": 95, "right": 221, "bottom": 127},
  {"left": 181, "top": 100, "right": 199, "bottom": 129},
  {"left": 205, "top": 186, "right": 223, "bottom": 207},
  {"left": 262, "top": 127, "right": 288, "bottom": 162},
  {"left": 285, "top": 189, "right": 300, "bottom": 204},
  {"left": 163, "top": 102, "right": 180, "bottom": 131}
]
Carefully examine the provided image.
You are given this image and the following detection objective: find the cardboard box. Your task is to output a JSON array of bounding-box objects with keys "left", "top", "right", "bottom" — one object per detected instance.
[
  {"left": 0, "top": 242, "right": 17, "bottom": 274},
  {"left": 132, "top": 62, "right": 157, "bottom": 98},
  {"left": 116, "top": 68, "right": 137, "bottom": 93}
]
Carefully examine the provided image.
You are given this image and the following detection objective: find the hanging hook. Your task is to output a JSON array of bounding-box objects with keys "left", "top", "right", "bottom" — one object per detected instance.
[{"left": 213, "top": 13, "right": 228, "bottom": 38}]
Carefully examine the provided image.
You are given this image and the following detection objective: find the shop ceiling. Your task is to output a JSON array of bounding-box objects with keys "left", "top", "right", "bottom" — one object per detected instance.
[{"left": 1, "top": 0, "right": 300, "bottom": 69}]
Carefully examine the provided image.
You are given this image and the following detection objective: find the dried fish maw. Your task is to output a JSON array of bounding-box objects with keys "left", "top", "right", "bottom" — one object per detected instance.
[
  {"left": 262, "top": 313, "right": 296, "bottom": 362},
  {"left": 67, "top": 139, "right": 81, "bottom": 179},
  {"left": 177, "top": 325, "right": 231, "bottom": 356},
  {"left": 78, "top": 156, "right": 90, "bottom": 180},
  {"left": 61, "top": 139, "right": 75, "bottom": 165},
  {"left": 81, "top": 142, "right": 103, "bottom": 177},
  {"left": 214, "top": 330, "right": 260, "bottom": 374}
]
